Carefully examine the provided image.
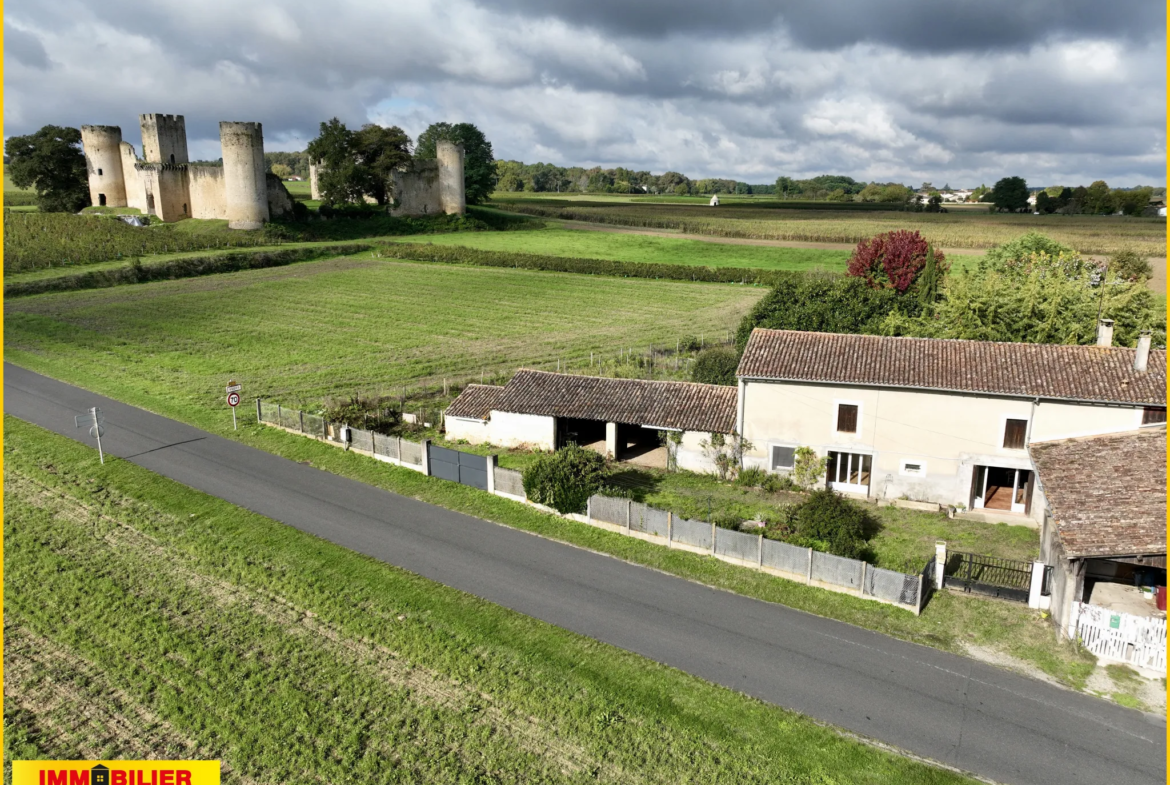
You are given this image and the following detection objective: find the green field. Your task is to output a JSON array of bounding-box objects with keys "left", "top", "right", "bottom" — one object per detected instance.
[
  {"left": 5, "top": 417, "right": 970, "bottom": 784},
  {"left": 3, "top": 173, "right": 38, "bottom": 206},
  {"left": 394, "top": 227, "right": 852, "bottom": 271},
  {"left": 5, "top": 256, "right": 762, "bottom": 413},
  {"left": 492, "top": 198, "right": 1166, "bottom": 256}
]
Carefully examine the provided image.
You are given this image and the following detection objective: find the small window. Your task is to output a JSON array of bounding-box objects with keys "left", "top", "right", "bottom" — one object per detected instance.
[
  {"left": 1142, "top": 407, "right": 1166, "bottom": 425},
  {"left": 771, "top": 445, "right": 796, "bottom": 471},
  {"left": 1003, "top": 418, "right": 1028, "bottom": 449},
  {"left": 183, "top": 203, "right": 188, "bottom": 215},
  {"left": 837, "top": 404, "right": 858, "bottom": 433},
  {"left": 900, "top": 460, "right": 926, "bottom": 476},
  {"left": 97, "top": 168, "right": 103, "bottom": 176},
  {"left": 169, "top": 153, "right": 176, "bottom": 164}
]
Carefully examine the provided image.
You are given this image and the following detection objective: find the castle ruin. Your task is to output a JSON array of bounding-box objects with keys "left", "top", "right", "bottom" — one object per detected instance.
[
  {"left": 309, "top": 139, "right": 466, "bottom": 216},
  {"left": 80, "top": 115, "right": 293, "bottom": 230}
]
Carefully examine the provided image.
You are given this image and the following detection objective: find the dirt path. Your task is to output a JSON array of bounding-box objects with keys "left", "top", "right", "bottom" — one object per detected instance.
[{"left": 555, "top": 219, "right": 1166, "bottom": 294}]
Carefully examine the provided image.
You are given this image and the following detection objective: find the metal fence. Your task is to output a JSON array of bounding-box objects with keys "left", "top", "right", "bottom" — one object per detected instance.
[
  {"left": 257, "top": 399, "right": 424, "bottom": 467},
  {"left": 494, "top": 466, "right": 525, "bottom": 497}
]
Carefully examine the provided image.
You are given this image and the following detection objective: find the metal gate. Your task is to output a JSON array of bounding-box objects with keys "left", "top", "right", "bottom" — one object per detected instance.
[
  {"left": 944, "top": 551, "right": 1031, "bottom": 603},
  {"left": 428, "top": 444, "right": 489, "bottom": 490}
]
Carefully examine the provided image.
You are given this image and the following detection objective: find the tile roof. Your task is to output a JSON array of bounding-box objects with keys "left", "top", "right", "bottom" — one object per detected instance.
[
  {"left": 444, "top": 384, "right": 505, "bottom": 420},
  {"left": 1029, "top": 428, "right": 1166, "bottom": 559},
  {"left": 737, "top": 329, "right": 1165, "bottom": 405},
  {"left": 491, "top": 369, "right": 738, "bottom": 433}
]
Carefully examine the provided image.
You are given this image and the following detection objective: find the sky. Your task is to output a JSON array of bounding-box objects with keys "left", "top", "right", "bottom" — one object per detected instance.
[{"left": 4, "top": 0, "right": 1166, "bottom": 187}]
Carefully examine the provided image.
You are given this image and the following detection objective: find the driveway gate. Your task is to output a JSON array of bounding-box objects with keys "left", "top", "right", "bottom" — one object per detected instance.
[
  {"left": 944, "top": 551, "right": 1031, "bottom": 602},
  {"left": 428, "top": 444, "right": 489, "bottom": 490}
]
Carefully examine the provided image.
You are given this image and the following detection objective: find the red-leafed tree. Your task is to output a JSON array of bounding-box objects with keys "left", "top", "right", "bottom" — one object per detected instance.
[{"left": 846, "top": 229, "right": 947, "bottom": 294}]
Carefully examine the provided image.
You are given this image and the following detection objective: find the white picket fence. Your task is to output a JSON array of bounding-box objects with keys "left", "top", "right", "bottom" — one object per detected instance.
[{"left": 1072, "top": 601, "right": 1167, "bottom": 673}]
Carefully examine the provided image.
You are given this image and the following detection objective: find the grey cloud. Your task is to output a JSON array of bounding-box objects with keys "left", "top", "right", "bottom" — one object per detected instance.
[{"left": 4, "top": 24, "right": 49, "bottom": 69}]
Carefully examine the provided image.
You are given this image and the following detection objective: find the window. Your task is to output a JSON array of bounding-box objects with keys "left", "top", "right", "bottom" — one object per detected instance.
[
  {"left": 1003, "top": 418, "right": 1028, "bottom": 449},
  {"left": 1142, "top": 407, "right": 1166, "bottom": 425},
  {"left": 827, "top": 451, "right": 872, "bottom": 491},
  {"left": 97, "top": 168, "right": 103, "bottom": 176},
  {"left": 771, "top": 445, "right": 796, "bottom": 471},
  {"left": 169, "top": 153, "right": 176, "bottom": 164},
  {"left": 836, "top": 403, "right": 859, "bottom": 433},
  {"left": 900, "top": 460, "right": 926, "bottom": 476},
  {"left": 183, "top": 203, "right": 188, "bottom": 215}
]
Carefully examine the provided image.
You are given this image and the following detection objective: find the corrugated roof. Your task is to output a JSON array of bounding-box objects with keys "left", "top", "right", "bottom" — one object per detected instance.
[
  {"left": 1029, "top": 428, "right": 1166, "bottom": 559},
  {"left": 492, "top": 369, "right": 738, "bottom": 433},
  {"left": 445, "top": 384, "right": 505, "bottom": 421},
  {"left": 737, "top": 329, "right": 1165, "bottom": 405}
]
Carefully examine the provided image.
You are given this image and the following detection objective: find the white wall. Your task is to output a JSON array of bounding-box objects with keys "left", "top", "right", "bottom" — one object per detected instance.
[
  {"left": 740, "top": 379, "right": 1147, "bottom": 515},
  {"left": 446, "top": 416, "right": 491, "bottom": 445},
  {"left": 676, "top": 430, "right": 720, "bottom": 474},
  {"left": 488, "top": 410, "right": 556, "bottom": 450}
]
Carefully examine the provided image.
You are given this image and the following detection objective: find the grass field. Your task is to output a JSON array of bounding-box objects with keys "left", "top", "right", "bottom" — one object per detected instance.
[
  {"left": 5, "top": 256, "right": 762, "bottom": 412},
  {"left": 3, "top": 173, "right": 38, "bottom": 206},
  {"left": 394, "top": 227, "right": 853, "bottom": 272},
  {"left": 4, "top": 417, "right": 972, "bottom": 784},
  {"left": 493, "top": 198, "right": 1166, "bottom": 256}
]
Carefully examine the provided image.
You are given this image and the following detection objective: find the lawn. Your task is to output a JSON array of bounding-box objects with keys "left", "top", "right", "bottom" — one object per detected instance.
[
  {"left": 4, "top": 417, "right": 972, "bottom": 784},
  {"left": 5, "top": 256, "right": 762, "bottom": 414},
  {"left": 393, "top": 226, "right": 853, "bottom": 272},
  {"left": 494, "top": 199, "right": 1166, "bottom": 257}
]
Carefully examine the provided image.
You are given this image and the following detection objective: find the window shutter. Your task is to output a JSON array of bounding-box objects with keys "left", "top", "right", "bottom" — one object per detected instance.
[
  {"left": 1003, "top": 419, "right": 1028, "bottom": 449},
  {"left": 837, "top": 404, "right": 858, "bottom": 433}
]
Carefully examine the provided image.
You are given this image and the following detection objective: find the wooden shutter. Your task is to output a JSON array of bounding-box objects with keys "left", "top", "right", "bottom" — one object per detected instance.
[
  {"left": 1003, "top": 419, "right": 1028, "bottom": 449},
  {"left": 837, "top": 404, "right": 858, "bottom": 433}
]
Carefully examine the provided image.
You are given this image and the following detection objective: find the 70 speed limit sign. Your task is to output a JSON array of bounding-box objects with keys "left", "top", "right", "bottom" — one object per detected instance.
[{"left": 226, "top": 392, "right": 241, "bottom": 407}]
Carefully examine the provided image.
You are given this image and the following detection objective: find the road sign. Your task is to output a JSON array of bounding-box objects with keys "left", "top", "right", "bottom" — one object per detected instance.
[
  {"left": 226, "top": 383, "right": 242, "bottom": 393},
  {"left": 227, "top": 392, "right": 241, "bottom": 407},
  {"left": 89, "top": 424, "right": 106, "bottom": 439},
  {"left": 75, "top": 407, "right": 105, "bottom": 464}
]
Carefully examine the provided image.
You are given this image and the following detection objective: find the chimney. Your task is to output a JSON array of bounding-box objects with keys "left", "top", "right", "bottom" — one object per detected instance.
[
  {"left": 1096, "top": 318, "right": 1114, "bottom": 348},
  {"left": 1134, "top": 329, "right": 1152, "bottom": 372}
]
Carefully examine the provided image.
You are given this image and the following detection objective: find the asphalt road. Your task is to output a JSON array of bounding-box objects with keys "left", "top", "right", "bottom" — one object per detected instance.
[{"left": 5, "top": 363, "right": 1166, "bottom": 785}]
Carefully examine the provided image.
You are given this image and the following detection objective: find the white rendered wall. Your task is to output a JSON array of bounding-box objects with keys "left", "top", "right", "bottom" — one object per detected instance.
[
  {"left": 488, "top": 411, "right": 556, "bottom": 450},
  {"left": 445, "top": 417, "right": 491, "bottom": 445}
]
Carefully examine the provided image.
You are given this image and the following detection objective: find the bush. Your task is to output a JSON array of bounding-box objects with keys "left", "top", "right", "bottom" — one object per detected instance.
[
  {"left": 786, "top": 489, "right": 875, "bottom": 559},
  {"left": 846, "top": 229, "right": 946, "bottom": 294},
  {"left": 762, "top": 473, "right": 799, "bottom": 493},
  {"left": 983, "top": 231, "right": 1074, "bottom": 267},
  {"left": 678, "top": 335, "right": 702, "bottom": 352},
  {"left": 712, "top": 509, "right": 746, "bottom": 530},
  {"left": 734, "top": 466, "right": 767, "bottom": 488},
  {"left": 1109, "top": 248, "right": 1153, "bottom": 282},
  {"left": 691, "top": 347, "right": 740, "bottom": 386},
  {"left": 522, "top": 444, "right": 609, "bottom": 514}
]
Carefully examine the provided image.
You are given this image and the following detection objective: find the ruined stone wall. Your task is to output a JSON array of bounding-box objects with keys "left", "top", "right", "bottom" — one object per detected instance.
[
  {"left": 134, "top": 164, "right": 189, "bottom": 222},
  {"left": 309, "top": 161, "right": 320, "bottom": 201},
  {"left": 265, "top": 173, "right": 294, "bottom": 218},
  {"left": 436, "top": 140, "right": 466, "bottom": 215},
  {"left": 119, "top": 142, "right": 147, "bottom": 213},
  {"left": 140, "top": 114, "right": 189, "bottom": 164},
  {"left": 188, "top": 165, "right": 227, "bottom": 220},
  {"left": 220, "top": 122, "right": 270, "bottom": 230},
  {"left": 390, "top": 159, "right": 442, "bottom": 216},
  {"left": 80, "top": 125, "right": 127, "bottom": 207}
]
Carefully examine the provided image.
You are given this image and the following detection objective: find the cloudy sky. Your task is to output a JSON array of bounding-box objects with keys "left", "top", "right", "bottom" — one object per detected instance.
[{"left": 5, "top": 0, "right": 1165, "bottom": 186}]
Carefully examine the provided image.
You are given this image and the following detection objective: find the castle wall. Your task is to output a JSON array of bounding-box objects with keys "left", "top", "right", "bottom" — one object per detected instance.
[
  {"left": 265, "top": 173, "right": 294, "bottom": 218},
  {"left": 188, "top": 166, "right": 227, "bottom": 220},
  {"left": 135, "top": 165, "right": 190, "bottom": 222},
  {"left": 80, "top": 125, "right": 127, "bottom": 207},
  {"left": 309, "top": 161, "right": 320, "bottom": 201},
  {"left": 119, "top": 143, "right": 147, "bottom": 213},
  {"left": 390, "top": 159, "right": 442, "bottom": 216},
  {"left": 436, "top": 140, "right": 466, "bottom": 215},
  {"left": 220, "top": 122, "right": 270, "bottom": 230},
  {"left": 140, "top": 114, "right": 189, "bottom": 164}
]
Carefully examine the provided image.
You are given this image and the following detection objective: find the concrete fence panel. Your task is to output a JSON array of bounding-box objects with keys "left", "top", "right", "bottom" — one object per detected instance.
[
  {"left": 494, "top": 466, "right": 525, "bottom": 498},
  {"left": 671, "top": 516, "right": 712, "bottom": 550},
  {"left": 715, "top": 528, "right": 758, "bottom": 563},
  {"left": 399, "top": 439, "right": 424, "bottom": 466},
  {"left": 350, "top": 428, "right": 374, "bottom": 453},
  {"left": 812, "top": 551, "right": 863, "bottom": 589},
  {"left": 374, "top": 434, "right": 400, "bottom": 461},
  {"left": 762, "top": 539, "right": 809, "bottom": 576},
  {"left": 590, "top": 495, "right": 630, "bottom": 527}
]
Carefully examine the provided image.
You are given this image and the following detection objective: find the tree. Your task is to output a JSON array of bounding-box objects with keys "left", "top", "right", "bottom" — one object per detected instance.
[
  {"left": 6, "top": 125, "right": 89, "bottom": 212},
  {"left": 916, "top": 245, "right": 943, "bottom": 310},
  {"left": 690, "top": 347, "right": 740, "bottom": 386},
  {"left": 785, "top": 489, "right": 876, "bottom": 559},
  {"left": 414, "top": 122, "right": 495, "bottom": 205},
  {"left": 1113, "top": 187, "right": 1153, "bottom": 217},
  {"left": 350, "top": 123, "right": 412, "bottom": 206},
  {"left": 306, "top": 118, "right": 365, "bottom": 206},
  {"left": 1035, "top": 191, "right": 1052, "bottom": 214},
  {"left": 270, "top": 163, "right": 293, "bottom": 179},
  {"left": 1083, "top": 180, "right": 1115, "bottom": 214},
  {"left": 846, "top": 229, "right": 947, "bottom": 294},
  {"left": 774, "top": 176, "right": 799, "bottom": 199},
  {"left": 699, "top": 431, "right": 753, "bottom": 481},
  {"left": 992, "top": 176, "right": 1029, "bottom": 212},
  {"left": 791, "top": 447, "right": 827, "bottom": 490},
  {"left": 521, "top": 444, "right": 608, "bottom": 514}
]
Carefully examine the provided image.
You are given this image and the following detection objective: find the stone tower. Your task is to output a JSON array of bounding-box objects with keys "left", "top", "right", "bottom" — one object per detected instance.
[
  {"left": 436, "top": 140, "right": 466, "bottom": 215},
  {"left": 220, "top": 122, "right": 270, "bottom": 230},
  {"left": 79, "top": 125, "right": 127, "bottom": 207},
  {"left": 139, "top": 114, "right": 189, "bottom": 165}
]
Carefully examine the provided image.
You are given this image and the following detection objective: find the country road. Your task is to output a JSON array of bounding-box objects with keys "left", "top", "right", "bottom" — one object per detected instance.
[{"left": 5, "top": 362, "right": 1166, "bottom": 785}]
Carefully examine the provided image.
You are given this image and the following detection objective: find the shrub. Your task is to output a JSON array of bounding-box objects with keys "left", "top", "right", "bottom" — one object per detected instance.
[
  {"left": 786, "top": 489, "right": 875, "bottom": 559},
  {"left": 1109, "top": 248, "right": 1153, "bottom": 282},
  {"left": 791, "top": 447, "right": 827, "bottom": 490},
  {"left": 678, "top": 335, "right": 702, "bottom": 352},
  {"left": 712, "top": 509, "right": 746, "bottom": 530},
  {"left": 735, "top": 466, "right": 767, "bottom": 488},
  {"left": 522, "top": 444, "right": 609, "bottom": 514},
  {"left": 762, "top": 473, "right": 800, "bottom": 493},
  {"left": 847, "top": 229, "right": 946, "bottom": 294},
  {"left": 691, "top": 347, "right": 740, "bottom": 386},
  {"left": 983, "top": 231, "right": 1074, "bottom": 267}
]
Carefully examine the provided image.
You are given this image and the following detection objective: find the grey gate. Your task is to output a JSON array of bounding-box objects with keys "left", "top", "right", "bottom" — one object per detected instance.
[{"left": 428, "top": 444, "right": 489, "bottom": 490}]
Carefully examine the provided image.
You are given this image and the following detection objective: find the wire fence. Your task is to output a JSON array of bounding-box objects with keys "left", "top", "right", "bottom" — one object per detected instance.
[{"left": 257, "top": 399, "right": 425, "bottom": 468}]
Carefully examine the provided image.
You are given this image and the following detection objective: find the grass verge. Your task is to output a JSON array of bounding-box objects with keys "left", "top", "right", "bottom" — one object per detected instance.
[{"left": 3, "top": 416, "right": 972, "bottom": 784}]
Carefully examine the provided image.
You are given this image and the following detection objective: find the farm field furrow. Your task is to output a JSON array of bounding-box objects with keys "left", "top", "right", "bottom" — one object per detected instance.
[
  {"left": 499, "top": 201, "right": 1166, "bottom": 257},
  {"left": 4, "top": 256, "right": 762, "bottom": 419},
  {"left": 4, "top": 417, "right": 970, "bottom": 784}
]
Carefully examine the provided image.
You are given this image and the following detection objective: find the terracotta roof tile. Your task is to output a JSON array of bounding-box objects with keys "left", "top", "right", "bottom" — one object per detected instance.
[
  {"left": 445, "top": 384, "right": 504, "bottom": 420},
  {"left": 492, "top": 369, "right": 738, "bottom": 433},
  {"left": 1029, "top": 428, "right": 1166, "bottom": 558},
  {"left": 737, "top": 329, "right": 1165, "bottom": 405}
]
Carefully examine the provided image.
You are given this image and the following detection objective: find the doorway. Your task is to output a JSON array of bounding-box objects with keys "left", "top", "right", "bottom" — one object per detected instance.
[
  {"left": 972, "top": 466, "right": 1031, "bottom": 514},
  {"left": 98, "top": 193, "right": 107, "bottom": 206},
  {"left": 827, "top": 451, "right": 872, "bottom": 495}
]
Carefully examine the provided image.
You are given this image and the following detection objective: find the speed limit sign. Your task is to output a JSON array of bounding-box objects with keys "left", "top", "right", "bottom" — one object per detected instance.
[{"left": 227, "top": 392, "right": 241, "bottom": 407}]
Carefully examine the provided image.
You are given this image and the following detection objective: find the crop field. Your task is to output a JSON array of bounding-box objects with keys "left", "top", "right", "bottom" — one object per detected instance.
[
  {"left": 5, "top": 418, "right": 968, "bottom": 784},
  {"left": 4, "top": 173, "right": 38, "bottom": 206},
  {"left": 394, "top": 227, "right": 852, "bottom": 271},
  {"left": 5, "top": 256, "right": 762, "bottom": 424},
  {"left": 497, "top": 200, "right": 1166, "bottom": 256}
]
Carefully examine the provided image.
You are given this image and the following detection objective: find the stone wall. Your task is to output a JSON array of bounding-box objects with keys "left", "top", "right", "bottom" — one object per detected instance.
[
  {"left": 436, "top": 140, "right": 466, "bottom": 215},
  {"left": 188, "top": 165, "right": 227, "bottom": 220},
  {"left": 139, "top": 114, "right": 188, "bottom": 165},
  {"left": 390, "top": 159, "right": 443, "bottom": 216},
  {"left": 80, "top": 125, "right": 127, "bottom": 207},
  {"left": 265, "top": 173, "right": 294, "bottom": 218},
  {"left": 119, "top": 143, "right": 147, "bottom": 213},
  {"left": 220, "top": 122, "right": 270, "bottom": 230}
]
